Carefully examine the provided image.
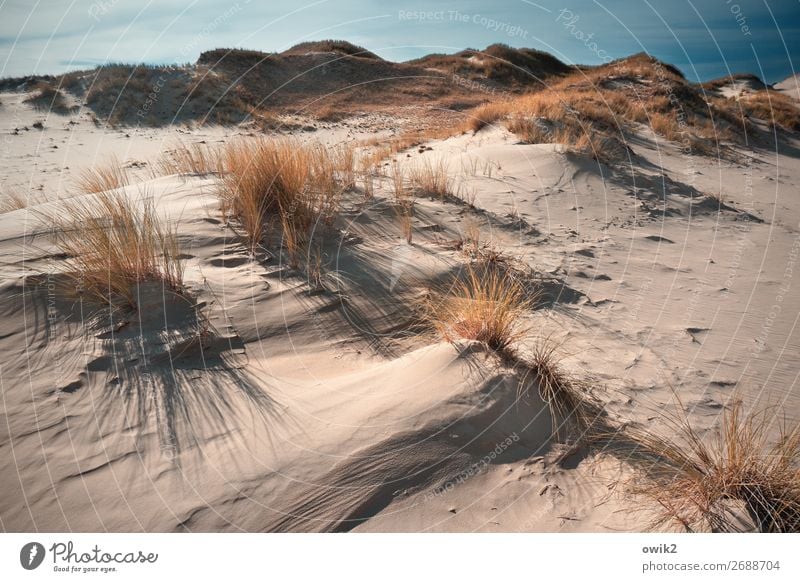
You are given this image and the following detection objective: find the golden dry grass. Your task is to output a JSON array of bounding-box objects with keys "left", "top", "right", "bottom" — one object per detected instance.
[
  {"left": 360, "top": 171, "right": 374, "bottom": 200},
  {"left": 390, "top": 163, "right": 406, "bottom": 202},
  {"left": 47, "top": 189, "right": 184, "bottom": 309},
  {"left": 409, "top": 157, "right": 454, "bottom": 198},
  {"left": 280, "top": 210, "right": 307, "bottom": 269},
  {"left": 460, "top": 216, "right": 481, "bottom": 253},
  {"left": 465, "top": 102, "right": 507, "bottom": 133},
  {"left": 218, "top": 138, "right": 350, "bottom": 254},
  {"left": 626, "top": 400, "right": 800, "bottom": 532},
  {"left": 389, "top": 163, "right": 414, "bottom": 243},
  {"left": 739, "top": 90, "right": 800, "bottom": 131},
  {"left": 515, "top": 336, "right": 602, "bottom": 440},
  {"left": 427, "top": 264, "right": 533, "bottom": 353},
  {"left": 0, "top": 188, "right": 48, "bottom": 213},
  {"left": 0, "top": 190, "right": 27, "bottom": 213},
  {"left": 331, "top": 142, "right": 357, "bottom": 190},
  {"left": 496, "top": 89, "right": 628, "bottom": 159},
  {"left": 460, "top": 55, "right": 766, "bottom": 159},
  {"left": 73, "top": 156, "right": 130, "bottom": 194},
  {"left": 395, "top": 199, "right": 414, "bottom": 244},
  {"left": 157, "top": 142, "right": 222, "bottom": 176},
  {"left": 649, "top": 112, "right": 683, "bottom": 141}
]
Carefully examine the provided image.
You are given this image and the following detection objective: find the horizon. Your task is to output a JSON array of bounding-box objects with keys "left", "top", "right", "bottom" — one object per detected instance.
[{"left": 0, "top": 0, "right": 798, "bottom": 84}]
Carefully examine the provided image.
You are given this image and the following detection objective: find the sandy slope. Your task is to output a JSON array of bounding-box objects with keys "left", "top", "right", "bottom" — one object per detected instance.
[{"left": 1, "top": 92, "right": 799, "bottom": 532}]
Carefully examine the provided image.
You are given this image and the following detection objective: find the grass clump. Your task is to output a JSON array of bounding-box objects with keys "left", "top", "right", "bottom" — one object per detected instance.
[
  {"left": 390, "top": 163, "right": 415, "bottom": 244},
  {"left": 48, "top": 189, "right": 184, "bottom": 310},
  {"left": 218, "top": 138, "right": 349, "bottom": 257},
  {"left": 519, "top": 337, "right": 599, "bottom": 440},
  {"left": 428, "top": 264, "right": 533, "bottom": 353},
  {"left": 409, "top": 157, "right": 454, "bottom": 198},
  {"left": 73, "top": 156, "right": 130, "bottom": 194},
  {"left": 461, "top": 53, "right": 777, "bottom": 160},
  {"left": 628, "top": 400, "right": 800, "bottom": 532},
  {"left": 24, "top": 85, "right": 74, "bottom": 114},
  {"left": 395, "top": 199, "right": 414, "bottom": 244}
]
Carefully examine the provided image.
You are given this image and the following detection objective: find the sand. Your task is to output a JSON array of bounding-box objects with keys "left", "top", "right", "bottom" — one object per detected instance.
[
  {"left": 1, "top": 88, "right": 799, "bottom": 532},
  {"left": 776, "top": 74, "right": 800, "bottom": 102}
]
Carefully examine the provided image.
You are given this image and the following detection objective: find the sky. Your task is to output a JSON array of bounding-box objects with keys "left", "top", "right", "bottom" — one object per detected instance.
[{"left": 0, "top": 0, "right": 798, "bottom": 83}]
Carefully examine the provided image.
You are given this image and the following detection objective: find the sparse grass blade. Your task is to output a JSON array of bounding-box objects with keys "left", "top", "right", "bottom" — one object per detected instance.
[
  {"left": 157, "top": 141, "right": 222, "bottom": 176},
  {"left": 409, "top": 157, "right": 454, "bottom": 198},
  {"left": 0, "top": 188, "right": 48, "bottom": 213},
  {"left": 73, "top": 155, "right": 129, "bottom": 194}
]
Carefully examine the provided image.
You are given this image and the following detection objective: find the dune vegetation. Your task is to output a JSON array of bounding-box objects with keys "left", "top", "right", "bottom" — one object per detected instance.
[
  {"left": 465, "top": 54, "right": 800, "bottom": 160},
  {"left": 47, "top": 188, "right": 185, "bottom": 310},
  {"left": 625, "top": 401, "right": 800, "bottom": 532},
  {"left": 5, "top": 38, "right": 800, "bottom": 535},
  {"left": 426, "top": 263, "right": 534, "bottom": 354},
  {"left": 216, "top": 138, "right": 355, "bottom": 259}
]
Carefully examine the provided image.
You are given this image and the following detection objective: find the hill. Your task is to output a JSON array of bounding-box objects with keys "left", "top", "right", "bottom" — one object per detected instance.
[
  {"left": 1, "top": 41, "right": 798, "bottom": 143},
  {"left": 0, "top": 42, "right": 572, "bottom": 127}
]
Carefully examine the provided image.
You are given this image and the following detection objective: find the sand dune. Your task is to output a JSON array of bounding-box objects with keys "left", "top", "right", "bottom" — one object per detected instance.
[{"left": 2, "top": 44, "right": 800, "bottom": 533}]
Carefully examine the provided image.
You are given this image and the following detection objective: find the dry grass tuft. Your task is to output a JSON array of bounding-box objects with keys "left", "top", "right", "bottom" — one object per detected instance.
[
  {"left": 47, "top": 189, "right": 184, "bottom": 309},
  {"left": 280, "top": 209, "right": 307, "bottom": 269},
  {"left": 498, "top": 90, "right": 628, "bottom": 161},
  {"left": 218, "top": 138, "right": 346, "bottom": 254},
  {"left": 390, "top": 163, "right": 406, "bottom": 202},
  {"left": 73, "top": 156, "right": 130, "bottom": 194},
  {"left": 627, "top": 400, "right": 800, "bottom": 532},
  {"left": 331, "top": 142, "right": 357, "bottom": 190},
  {"left": 465, "top": 102, "right": 507, "bottom": 133},
  {"left": 395, "top": 199, "right": 414, "bottom": 244},
  {"left": 24, "top": 85, "right": 74, "bottom": 114},
  {"left": 517, "top": 337, "right": 601, "bottom": 440},
  {"left": 409, "top": 158, "right": 454, "bottom": 198},
  {"left": 460, "top": 216, "right": 481, "bottom": 253},
  {"left": 739, "top": 90, "right": 800, "bottom": 131},
  {"left": 357, "top": 155, "right": 376, "bottom": 199},
  {"left": 427, "top": 264, "right": 532, "bottom": 353},
  {"left": 389, "top": 163, "right": 414, "bottom": 243},
  {"left": 461, "top": 56, "right": 778, "bottom": 160}
]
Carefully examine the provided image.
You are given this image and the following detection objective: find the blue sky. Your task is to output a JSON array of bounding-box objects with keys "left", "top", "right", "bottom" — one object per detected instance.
[{"left": 0, "top": 0, "right": 798, "bottom": 83}]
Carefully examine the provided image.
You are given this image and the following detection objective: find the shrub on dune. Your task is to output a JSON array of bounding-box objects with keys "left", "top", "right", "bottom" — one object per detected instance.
[{"left": 23, "top": 85, "right": 73, "bottom": 114}]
